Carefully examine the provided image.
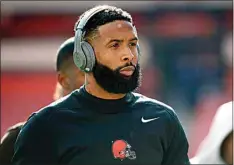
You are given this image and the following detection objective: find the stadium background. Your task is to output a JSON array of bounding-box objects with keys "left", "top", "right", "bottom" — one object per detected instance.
[{"left": 1, "top": 1, "right": 233, "bottom": 158}]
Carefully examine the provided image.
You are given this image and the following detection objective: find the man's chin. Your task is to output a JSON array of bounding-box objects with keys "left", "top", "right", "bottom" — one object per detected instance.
[
  {"left": 120, "top": 75, "right": 132, "bottom": 80},
  {"left": 92, "top": 61, "right": 141, "bottom": 94}
]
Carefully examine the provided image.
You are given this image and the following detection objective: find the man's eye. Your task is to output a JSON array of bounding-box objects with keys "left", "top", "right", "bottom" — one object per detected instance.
[
  {"left": 111, "top": 43, "right": 119, "bottom": 48},
  {"left": 129, "top": 43, "right": 137, "bottom": 47}
]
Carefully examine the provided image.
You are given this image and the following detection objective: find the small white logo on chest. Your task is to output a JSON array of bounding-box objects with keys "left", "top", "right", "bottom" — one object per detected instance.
[{"left": 141, "top": 117, "right": 160, "bottom": 123}]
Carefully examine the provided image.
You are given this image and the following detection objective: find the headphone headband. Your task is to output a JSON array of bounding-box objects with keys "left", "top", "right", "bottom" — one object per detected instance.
[{"left": 74, "top": 6, "right": 110, "bottom": 32}]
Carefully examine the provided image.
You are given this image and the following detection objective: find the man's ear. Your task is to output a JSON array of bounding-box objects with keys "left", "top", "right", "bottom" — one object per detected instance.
[
  {"left": 53, "top": 82, "right": 64, "bottom": 100},
  {"left": 57, "top": 71, "right": 70, "bottom": 91}
]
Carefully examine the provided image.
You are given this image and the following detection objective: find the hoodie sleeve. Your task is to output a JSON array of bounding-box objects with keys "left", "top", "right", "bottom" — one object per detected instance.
[
  {"left": 12, "top": 109, "right": 57, "bottom": 165},
  {"left": 162, "top": 109, "right": 190, "bottom": 165}
]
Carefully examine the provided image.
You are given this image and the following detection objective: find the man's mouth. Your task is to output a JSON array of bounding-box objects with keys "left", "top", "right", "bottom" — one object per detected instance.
[{"left": 119, "top": 66, "right": 135, "bottom": 77}]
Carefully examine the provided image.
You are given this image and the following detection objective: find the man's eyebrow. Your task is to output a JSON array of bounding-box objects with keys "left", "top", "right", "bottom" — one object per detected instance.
[
  {"left": 105, "top": 39, "right": 123, "bottom": 45},
  {"left": 105, "top": 37, "right": 138, "bottom": 45},
  {"left": 129, "top": 37, "right": 138, "bottom": 42}
]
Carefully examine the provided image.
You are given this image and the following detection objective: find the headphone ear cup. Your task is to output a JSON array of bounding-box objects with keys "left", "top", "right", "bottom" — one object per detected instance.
[
  {"left": 81, "top": 41, "right": 96, "bottom": 72},
  {"left": 73, "top": 50, "right": 87, "bottom": 71}
]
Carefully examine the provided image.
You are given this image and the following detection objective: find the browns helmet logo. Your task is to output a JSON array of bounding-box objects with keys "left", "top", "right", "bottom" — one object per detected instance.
[{"left": 112, "top": 139, "right": 136, "bottom": 160}]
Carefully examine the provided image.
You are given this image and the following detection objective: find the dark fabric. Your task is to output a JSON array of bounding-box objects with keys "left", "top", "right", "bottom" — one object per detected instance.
[
  {"left": 12, "top": 86, "right": 190, "bottom": 165},
  {"left": 0, "top": 122, "right": 25, "bottom": 165}
]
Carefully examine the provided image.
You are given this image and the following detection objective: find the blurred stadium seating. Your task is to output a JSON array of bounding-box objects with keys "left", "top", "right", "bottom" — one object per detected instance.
[{"left": 1, "top": 1, "right": 233, "bottom": 158}]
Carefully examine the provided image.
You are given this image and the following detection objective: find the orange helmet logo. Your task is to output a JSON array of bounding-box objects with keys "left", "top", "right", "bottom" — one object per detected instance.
[{"left": 112, "top": 139, "right": 136, "bottom": 161}]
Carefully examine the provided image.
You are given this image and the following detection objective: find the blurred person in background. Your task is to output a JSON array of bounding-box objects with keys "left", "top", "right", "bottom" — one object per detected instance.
[
  {"left": 0, "top": 37, "right": 84, "bottom": 165},
  {"left": 190, "top": 101, "right": 233, "bottom": 164},
  {"left": 0, "top": 123, "right": 25, "bottom": 165},
  {"left": 189, "top": 31, "right": 233, "bottom": 156},
  {"left": 12, "top": 5, "right": 190, "bottom": 165},
  {"left": 53, "top": 36, "right": 85, "bottom": 100}
]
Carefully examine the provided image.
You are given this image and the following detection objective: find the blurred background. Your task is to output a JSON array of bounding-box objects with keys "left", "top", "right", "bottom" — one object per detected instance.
[{"left": 1, "top": 1, "right": 233, "bottom": 158}]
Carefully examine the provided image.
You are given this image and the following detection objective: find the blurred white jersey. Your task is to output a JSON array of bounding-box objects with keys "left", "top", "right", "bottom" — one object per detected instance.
[{"left": 190, "top": 101, "right": 233, "bottom": 164}]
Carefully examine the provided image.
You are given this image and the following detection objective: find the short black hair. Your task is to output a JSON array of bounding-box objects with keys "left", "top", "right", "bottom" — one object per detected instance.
[
  {"left": 56, "top": 37, "right": 75, "bottom": 71},
  {"left": 75, "top": 5, "right": 134, "bottom": 41}
]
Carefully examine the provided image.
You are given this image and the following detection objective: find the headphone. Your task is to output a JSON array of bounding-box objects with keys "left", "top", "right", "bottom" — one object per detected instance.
[{"left": 73, "top": 6, "right": 141, "bottom": 73}]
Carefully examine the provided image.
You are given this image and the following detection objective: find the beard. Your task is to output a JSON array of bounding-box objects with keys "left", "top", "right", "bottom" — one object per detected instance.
[{"left": 92, "top": 61, "right": 142, "bottom": 94}]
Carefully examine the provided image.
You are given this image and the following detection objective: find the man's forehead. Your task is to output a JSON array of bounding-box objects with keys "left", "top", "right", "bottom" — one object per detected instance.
[{"left": 98, "top": 20, "right": 137, "bottom": 40}]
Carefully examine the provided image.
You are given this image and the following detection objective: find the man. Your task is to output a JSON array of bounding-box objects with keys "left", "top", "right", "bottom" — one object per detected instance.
[
  {"left": 0, "top": 37, "right": 84, "bottom": 165},
  {"left": 54, "top": 36, "right": 85, "bottom": 99},
  {"left": 190, "top": 101, "right": 233, "bottom": 164},
  {"left": 12, "top": 5, "right": 190, "bottom": 165}
]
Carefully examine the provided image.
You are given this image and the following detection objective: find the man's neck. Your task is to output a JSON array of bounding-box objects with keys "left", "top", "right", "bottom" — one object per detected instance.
[{"left": 85, "top": 77, "right": 126, "bottom": 100}]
